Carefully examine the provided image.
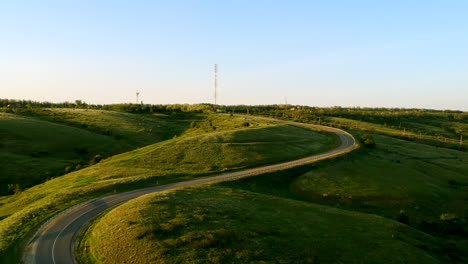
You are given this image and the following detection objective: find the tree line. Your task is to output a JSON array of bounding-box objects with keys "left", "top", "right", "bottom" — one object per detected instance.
[{"left": 2, "top": 99, "right": 466, "bottom": 136}]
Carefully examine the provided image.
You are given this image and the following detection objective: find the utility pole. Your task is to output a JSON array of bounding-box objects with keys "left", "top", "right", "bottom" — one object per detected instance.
[
  {"left": 136, "top": 90, "right": 140, "bottom": 105},
  {"left": 214, "top": 64, "right": 218, "bottom": 105}
]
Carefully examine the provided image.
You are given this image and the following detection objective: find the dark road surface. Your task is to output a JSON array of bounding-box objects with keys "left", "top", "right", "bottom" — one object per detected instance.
[{"left": 24, "top": 122, "right": 357, "bottom": 264}]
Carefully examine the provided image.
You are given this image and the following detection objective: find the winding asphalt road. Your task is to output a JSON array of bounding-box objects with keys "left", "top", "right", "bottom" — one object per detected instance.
[{"left": 24, "top": 122, "right": 357, "bottom": 264}]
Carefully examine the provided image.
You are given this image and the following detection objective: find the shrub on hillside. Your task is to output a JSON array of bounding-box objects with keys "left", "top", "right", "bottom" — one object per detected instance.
[
  {"left": 7, "top": 184, "right": 21, "bottom": 195},
  {"left": 440, "top": 213, "right": 458, "bottom": 223},
  {"left": 360, "top": 133, "right": 376, "bottom": 148},
  {"left": 396, "top": 210, "right": 410, "bottom": 224},
  {"left": 89, "top": 154, "right": 103, "bottom": 165},
  {"left": 419, "top": 215, "right": 468, "bottom": 237},
  {"left": 448, "top": 178, "right": 461, "bottom": 188},
  {"left": 65, "top": 165, "right": 74, "bottom": 174}
]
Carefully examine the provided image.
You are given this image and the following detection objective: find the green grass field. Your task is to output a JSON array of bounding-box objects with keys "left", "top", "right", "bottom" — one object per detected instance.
[
  {"left": 0, "top": 112, "right": 130, "bottom": 193},
  {"left": 242, "top": 105, "right": 467, "bottom": 146},
  {"left": 0, "top": 109, "right": 198, "bottom": 195},
  {"left": 0, "top": 114, "right": 337, "bottom": 262},
  {"left": 79, "top": 128, "right": 468, "bottom": 263},
  {"left": 323, "top": 117, "right": 467, "bottom": 149},
  {"left": 80, "top": 185, "right": 443, "bottom": 264},
  {"left": 17, "top": 108, "right": 195, "bottom": 145},
  {"left": 291, "top": 134, "right": 468, "bottom": 224},
  {"left": 2, "top": 105, "right": 466, "bottom": 263}
]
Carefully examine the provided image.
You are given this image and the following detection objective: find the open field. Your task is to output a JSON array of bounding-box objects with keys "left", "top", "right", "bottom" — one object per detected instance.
[
  {"left": 291, "top": 134, "right": 468, "bottom": 223},
  {"left": 323, "top": 117, "right": 467, "bottom": 149},
  {"left": 1, "top": 104, "right": 466, "bottom": 263},
  {"left": 225, "top": 105, "right": 468, "bottom": 150},
  {"left": 0, "top": 112, "right": 129, "bottom": 194},
  {"left": 223, "top": 133, "right": 468, "bottom": 262},
  {"left": 0, "top": 114, "right": 337, "bottom": 262},
  {"left": 80, "top": 184, "right": 443, "bottom": 264},
  {"left": 80, "top": 123, "right": 468, "bottom": 263},
  {"left": 0, "top": 109, "right": 199, "bottom": 195},
  {"left": 3, "top": 1, "right": 468, "bottom": 262},
  {"left": 16, "top": 108, "right": 195, "bottom": 145}
]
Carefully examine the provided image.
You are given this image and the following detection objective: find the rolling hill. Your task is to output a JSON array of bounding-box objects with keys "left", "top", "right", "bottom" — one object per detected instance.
[
  {"left": 0, "top": 113, "right": 337, "bottom": 262},
  {"left": 79, "top": 119, "right": 468, "bottom": 263}
]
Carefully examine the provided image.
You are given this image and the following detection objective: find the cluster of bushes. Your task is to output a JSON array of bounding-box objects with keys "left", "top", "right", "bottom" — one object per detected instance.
[
  {"left": 0, "top": 98, "right": 216, "bottom": 115},
  {"left": 359, "top": 133, "right": 376, "bottom": 148},
  {"left": 396, "top": 210, "right": 467, "bottom": 238},
  {"left": 102, "top": 103, "right": 214, "bottom": 114},
  {"left": 396, "top": 210, "right": 410, "bottom": 224},
  {"left": 6, "top": 184, "right": 21, "bottom": 195},
  {"left": 419, "top": 214, "right": 468, "bottom": 237},
  {"left": 65, "top": 154, "right": 103, "bottom": 174},
  {"left": 0, "top": 99, "right": 99, "bottom": 110},
  {"left": 190, "top": 120, "right": 217, "bottom": 131}
]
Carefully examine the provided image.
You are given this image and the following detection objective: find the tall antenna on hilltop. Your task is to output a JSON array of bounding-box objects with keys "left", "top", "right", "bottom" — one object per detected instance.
[
  {"left": 136, "top": 90, "right": 140, "bottom": 104},
  {"left": 214, "top": 64, "right": 218, "bottom": 105},
  {"left": 285, "top": 96, "right": 288, "bottom": 105}
]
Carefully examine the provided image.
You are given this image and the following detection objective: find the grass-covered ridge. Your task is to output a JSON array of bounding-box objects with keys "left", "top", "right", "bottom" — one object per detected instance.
[
  {"left": 0, "top": 112, "right": 129, "bottom": 194},
  {"left": 0, "top": 114, "right": 337, "bottom": 262},
  {"left": 80, "top": 185, "right": 442, "bottom": 264},
  {"left": 80, "top": 129, "right": 468, "bottom": 263},
  {"left": 291, "top": 134, "right": 468, "bottom": 224},
  {"left": 226, "top": 105, "right": 467, "bottom": 141},
  {"left": 16, "top": 108, "right": 194, "bottom": 145},
  {"left": 0, "top": 109, "right": 198, "bottom": 195}
]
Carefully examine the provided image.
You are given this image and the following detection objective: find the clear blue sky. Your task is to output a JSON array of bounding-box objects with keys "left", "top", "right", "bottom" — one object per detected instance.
[{"left": 1, "top": 0, "right": 467, "bottom": 110}]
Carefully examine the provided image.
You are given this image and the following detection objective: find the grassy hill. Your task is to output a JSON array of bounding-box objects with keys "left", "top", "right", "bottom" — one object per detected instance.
[
  {"left": 291, "top": 134, "right": 468, "bottom": 223},
  {"left": 16, "top": 108, "right": 194, "bottom": 145},
  {"left": 226, "top": 105, "right": 468, "bottom": 150},
  {"left": 78, "top": 126, "right": 468, "bottom": 263},
  {"left": 0, "top": 112, "right": 129, "bottom": 194},
  {"left": 3, "top": 105, "right": 466, "bottom": 263},
  {"left": 323, "top": 116, "right": 467, "bottom": 150},
  {"left": 0, "top": 109, "right": 197, "bottom": 195},
  {"left": 79, "top": 184, "right": 442, "bottom": 264},
  {"left": 0, "top": 114, "right": 337, "bottom": 262}
]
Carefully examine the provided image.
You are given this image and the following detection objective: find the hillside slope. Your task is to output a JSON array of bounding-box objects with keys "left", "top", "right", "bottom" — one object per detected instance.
[
  {"left": 80, "top": 123, "right": 468, "bottom": 263},
  {"left": 0, "top": 109, "right": 199, "bottom": 195},
  {"left": 0, "top": 115, "right": 337, "bottom": 262},
  {"left": 0, "top": 113, "right": 130, "bottom": 194},
  {"left": 17, "top": 108, "right": 194, "bottom": 145},
  {"left": 81, "top": 185, "right": 442, "bottom": 264}
]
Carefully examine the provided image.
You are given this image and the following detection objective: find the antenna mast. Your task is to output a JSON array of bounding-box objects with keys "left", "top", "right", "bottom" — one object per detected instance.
[
  {"left": 136, "top": 90, "right": 140, "bottom": 104},
  {"left": 214, "top": 64, "right": 218, "bottom": 105}
]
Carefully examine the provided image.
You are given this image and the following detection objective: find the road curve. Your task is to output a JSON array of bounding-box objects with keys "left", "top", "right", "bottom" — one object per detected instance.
[{"left": 24, "top": 122, "right": 357, "bottom": 264}]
